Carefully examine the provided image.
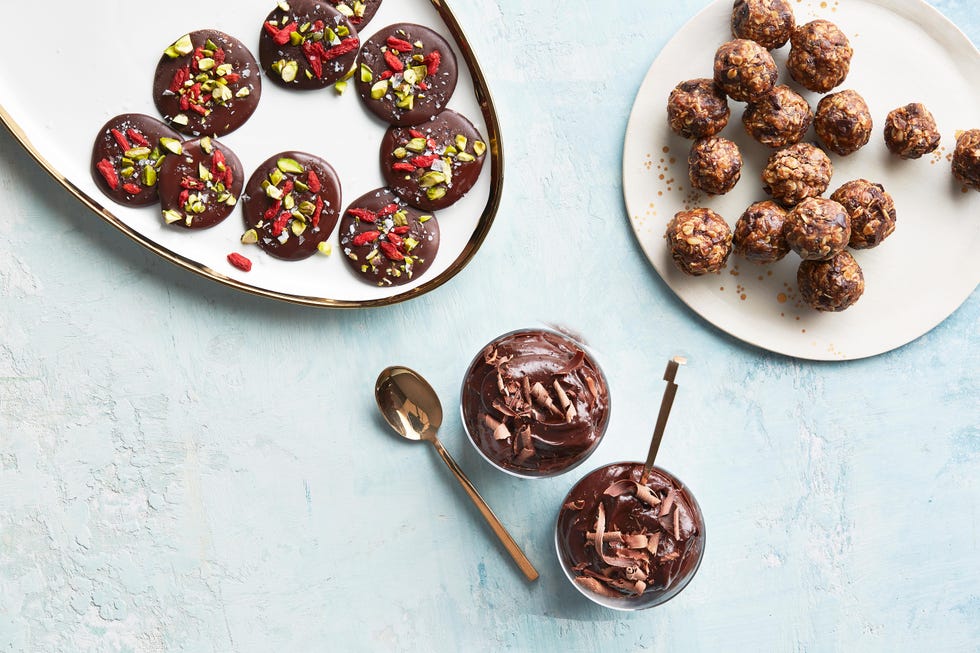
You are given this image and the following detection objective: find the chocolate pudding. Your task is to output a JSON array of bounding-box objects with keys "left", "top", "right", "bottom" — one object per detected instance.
[
  {"left": 556, "top": 462, "right": 705, "bottom": 609},
  {"left": 461, "top": 329, "right": 610, "bottom": 478}
]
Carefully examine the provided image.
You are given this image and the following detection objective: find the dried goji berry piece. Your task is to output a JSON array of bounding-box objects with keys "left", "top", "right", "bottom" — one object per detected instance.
[
  {"left": 110, "top": 129, "right": 131, "bottom": 152},
  {"left": 424, "top": 50, "right": 441, "bottom": 76},
  {"left": 387, "top": 36, "right": 413, "bottom": 52},
  {"left": 312, "top": 196, "right": 324, "bottom": 228},
  {"left": 392, "top": 162, "right": 416, "bottom": 173},
  {"left": 352, "top": 230, "right": 381, "bottom": 246},
  {"left": 347, "top": 207, "right": 377, "bottom": 223},
  {"left": 264, "top": 199, "right": 282, "bottom": 221},
  {"left": 178, "top": 190, "right": 190, "bottom": 207},
  {"left": 272, "top": 211, "right": 292, "bottom": 237},
  {"left": 302, "top": 42, "right": 323, "bottom": 79},
  {"left": 384, "top": 50, "right": 404, "bottom": 73},
  {"left": 307, "top": 170, "right": 321, "bottom": 193},
  {"left": 409, "top": 129, "right": 424, "bottom": 139},
  {"left": 322, "top": 37, "right": 359, "bottom": 62},
  {"left": 379, "top": 70, "right": 393, "bottom": 80},
  {"left": 392, "top": 225, "right": 411, "bottom": 235},
  {"left": 213, "top": 48, "right": 226, "bottom": 66},
  {"left": 227, "top": 253, "right": 252, "bottom": 272},
  {"left": 122, "top": 183, "right": 141, "bottom": 194},
  {"left": 387, "top": 232, "right": 404, "bottom": 247},
  {"left": 126, "top": 129, "right": 150, "bottom": 147},
  {"left": 410, "top": 155, "right": 438, "bottom": 168},
  {"left": 377, "top": 203, "right": 399, "bottom": 216},
  {"left": 274, "top": 22, "right": 297, "bottom": 46},
  {"left": 96, "top": 159, "right": 119, "bottom": 190},
  {"left": 380, "top": 241, "right": 405, "bottom": 261}
]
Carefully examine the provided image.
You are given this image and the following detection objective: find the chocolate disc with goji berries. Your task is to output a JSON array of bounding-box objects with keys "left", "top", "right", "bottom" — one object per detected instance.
[
  {"left": 381, "top": 109, "right": 487, "bottom": 211},
  {"left": 153, "top": 29, "right": 261, "bottom": 137},
  {"left": 328, "top": 0, "right": 383, "bottom": 29},
  {"left": 259, "top": 0, "right": 360, "bottom": 90},
  {"left": 356, "top": 23, "right": 458, "bottom": 126},
  {"left": 158, "top": 138, "right": 244, "bottom": 229},
  {"left": 339, "top": 188, "right": 440, "bottom": 286},
  {"left": 91, "top": 113, "right": 183, "bottom": 207},
  {"left": 241, "top": 152, "right": 342, "bottom": 261}
]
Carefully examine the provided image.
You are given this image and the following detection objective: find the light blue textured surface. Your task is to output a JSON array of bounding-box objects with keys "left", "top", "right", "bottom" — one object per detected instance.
[{"left": 0, "top": 1, "right": 977, "bottom": 651}]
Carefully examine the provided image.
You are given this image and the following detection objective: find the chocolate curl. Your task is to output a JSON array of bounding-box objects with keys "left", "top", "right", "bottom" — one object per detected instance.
[
  {"left": 674, "top": 507, "right": 681, "bottom": 541},
  {"left": 585, "top": 531, "right": 626, "bottom": 545},
  {"left": 646, "top": 531, "right": 662, "bottom": 556},
  {"left": 623, "top": 534, "right": 649, "bottom": 549},
  {"left": 553, "top": 349, "right": 585, "bottom": 375},
  {"left": 531, "top": 382, "right": 563, "bottom": 418},
  {"left": 563, "top": 499, "right": 585, "bottom": 510},
  {"left": 635, "top": 484, "right": 662, "bottom": 508},
  {"left": 575, "top": 576, "right": 621, "bottom": 598},
  {"left": 497, "top": 372, "right": 508, "bottom": 397},
  {"left": 553, "top": 380, "right": 576, "bottom": 422},
  {"left": 593, "top": 504, "right": 633, "bottom": 570},
  {"left": 483, "top": 414, "right": 511, "bottom": 441},
  {"left": 659, "top": 488, "right": 676, "bottom": 517}
]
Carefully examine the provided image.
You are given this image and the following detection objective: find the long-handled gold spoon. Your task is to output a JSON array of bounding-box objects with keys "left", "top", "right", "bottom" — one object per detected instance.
[
  {"left": 375, "top": 366, "right": 539, "bottom": 582},
  {"left": 640, "top": 356, "right": 687, "bottom": 485}
]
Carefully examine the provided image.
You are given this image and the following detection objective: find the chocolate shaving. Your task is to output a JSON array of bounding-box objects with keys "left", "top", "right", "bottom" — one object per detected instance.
[
  {"left": 593, "top": 504, "right": 634, "bottom": 570},
  {"left": 531, "top": 382, "right": 563, "bottom": 418},
  {"left": 575, "top": 576, "right": 622, "bottom": 598},
  {"left": 603, "top": 480, "right": 636, "bottom": 497},
  {"left": 623, "top": 534, "right": 649, "bottom": 549},
  {"left": 483, "top": 346, "right": 498, "bottom": 365},
  {"left": 483, "top": 414, "right": 512, "bottom": 441},
  {"left": 585, "top": 376, "right": 598, "bottom": 402},
  {"left": 497, "top": 372, "right": 508, "bottom": 397},
  {"left": 624, "top": 565, "right": 646, "bottom": 581},
  {"left": 491, "top": 400, "right": 518, "bottom": 418},
  {"left": 515, "top": 447, "right": 535, "bottom": 464},
  {"left": 585, "top": 530, "right": 625, "bottom": 544},
  {"left": 646, "top": 531, "right": 662, "bottom": 556},
  {"left": 553, "top": 349, "right": 586, "bottom": 375},
  {"left": 553, "top": 380, "right": 577, "bottom": 422},
  {"left": 674, "top": 507, "right": 681, "bottom": 542},
  {"left": 564, "top": 499, "right": 585, "bottom": 511},
  {"left": 635, "top": 484, "right": 662, "bottom": 508},
  {"left": 659, "top": 488, "right": 675, "bottom": 517},
  {"left": 521, "top": 376, "right": 532, "bottom": 404}
]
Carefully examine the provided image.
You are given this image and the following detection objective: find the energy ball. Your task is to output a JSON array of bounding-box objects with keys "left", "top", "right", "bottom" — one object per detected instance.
[
  {"left": 830, "top": 179, "right": 896, "bottom": 249},
  {"left": 666, "top": 208, "right": 733, "bottom": 276},
  {"left": 667, "top": 79, "right": 731, "bottom": 139},
  {"left": 762, "top": 142, "right": 833, "bottom": 206},
  {"left": 713, "top": 39, "right": 778, "bottom": 102},
  {"left": 742, "top": 85, "right": 813, "bottom": 148},
  {"left": 883, "top": 103, "right": 941, "bottom": 159},
  {"left": 787, "top": 20, "right": 852, "bottom": 93},
  {"left": 733, "top": 200, "right": 790, "bottom": 263},
  {"left": 731, "top": 0, "right": 796, "bottom": 50},
  {"left": 688, "top": 137, "right": 743, "bottom": 195},
  {"left": 952, "top": 129, "right": 980, "bottom": 191},
  {"left": 797, "top": 251, "right": 865, "bottom": 312},
  {"left": 814, "top": 90, "right": 873, "bottom": 156},
  {"left": 785, "top": 197, "right": 851, "bottom": 260}
]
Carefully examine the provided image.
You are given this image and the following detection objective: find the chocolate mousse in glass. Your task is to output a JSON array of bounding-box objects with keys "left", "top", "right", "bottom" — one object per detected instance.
[
  {"left": 460, "top": 329, "right": 610, "bottom": 478},
  {"left": 556, "top": 462, "right": 705, "bottom": 610}
]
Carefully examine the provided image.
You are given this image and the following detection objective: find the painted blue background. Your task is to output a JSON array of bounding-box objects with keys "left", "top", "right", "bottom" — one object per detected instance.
[{"left": 0, "top": 1, "right": 977, "bottom": 651}]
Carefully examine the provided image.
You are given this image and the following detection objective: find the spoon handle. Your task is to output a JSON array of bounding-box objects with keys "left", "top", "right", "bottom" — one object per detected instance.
[{"left": 430, "top": 438, "right": 540, "bottom": 582}]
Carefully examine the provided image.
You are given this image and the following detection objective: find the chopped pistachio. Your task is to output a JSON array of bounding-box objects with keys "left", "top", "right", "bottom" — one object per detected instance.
[
  {"left": 269, "top": 169, "right": 285, "bottom": 187},
  {"left": 419, "top": 215, "right": 432, "bottom": 223},
  {"left": 411, "top": 65, "right": 428, "bottom": 81},
  {"left": 241, "top": 229, "right": 259, "bottom": 245},
  {"left": 143, "top": 166, "right": 157, "bottom": 187},
  {"left": 335, "top": 4, "right": 353, "bottom": 17},
  {"left": 291, "top": 220, "right": 307, "bottom": 236},
  {"left": 265, "top": 184, "right": 284, "bottom": 200},
  {"left": 455, "top": 134, "right": 468, "bottom": 152},
  {"left": 426, "top": 187, "right": 447, "bottom": 201},
  {"left": 198, "top": 163, "right": 212, "bottom": 181},
  {"left": 457, "top": 152, "right": 476, "bottom": 162},
  {"left": 336, "top": 25, "right": 350, "bottom": 37},
  {"left": 370, "top": 79, "right": 389, "bottom": 99},
  {"left": 419, "top": 171, "right": 446, "bottom": 188},
  {"left": 215, "top": 63, "right": 234, "bottom": 77},
  {"left": 360, "top": 63, "right": 374, "bottom": 83},
  {"left": 199, "top": 137, "right": 213, "bottom": 154},
  {"left": 443, "top": 145, "right": 458, "bottom": 156},
  {"left": 163, "top": 209, "right": 183, "bottom": 224},
  {"left": 120, "top": 166, "right": 136, "bottom": 178},
  {"left": 473, "top": 141, "right": 487, "bottom": 157},
  {"left": 165, "top": 34, "right": 194, "bottom": 58},
  {"left": 293, "top": 180, "right": 310, "bottom": 192},
  {"left": 277, "top": 158, "right": 305, "bottom": 174},
  {"left": 317, "top": 242, "right": 332, "bottom": 256},
  {"left": 280, "top": 60, "right": 299, "bottom": 83},
  {"left": 212, "top": 85, "right": 233, "bottom": 103},
  {"left": 125, "top": 147, "right": 151, "bottom": 160},
  {"left": 121, "top": 157, "right": 134, "bottom": 166},
  {"left": 271, "top": 60, "right": 284, "bottom": 75},
  {"left": 393, "top": 211, "right": 408, "bottom": 226},
  {"left": 300, "top": 21, "right": 312, "bottom": 33},
  {"left": 325, "top": 27, "right": 338, "bottom": 43},
  {"left": 404, "top": 237, "right": 419, "bottom": 251},
  {"left": 172, "top": 114, "right": 189, "bottom": 126},
  {"left": 225, "top": 195, "right": 238, "bottom": 206},
  {"left": 298, "top": 201, "right": 316, "bottom": 216},
  {"left": 197, "top": 57, "right": 215, "bottom": 71},
  {"left": 205, "top": 39, "right": 219, "bottom": 51},
  {"left": 353, "top": 1, "right": 366, "bottom": 18},
  {"left": 403, "top": 68, "right": 418, "bottom": 85},
  {"left": 289, "top": 31, "right": 304, "bottom": 46},
  {"left": 284, "top": 194, "right": 296, "bottom": 211},
  {"left": 235, "top": 87, "right": 251, "bottom": 98},
  {"left": 334, "top": 80, "right": 348, "bottom": 94},
  {"left": 214, "top": 182, "right": 226, "bottom": 193},
  {"left": 277, "top": 1, "right": 290, "bottom": 10},
  {"left": 393, "top": 147, "right": 408, "bottom": 159},
  {"left": 216, "top": 192, "right": 231, "bottom": 204},
  {"left": 406, "top": 137, "right": 427, "bottom": 153}
]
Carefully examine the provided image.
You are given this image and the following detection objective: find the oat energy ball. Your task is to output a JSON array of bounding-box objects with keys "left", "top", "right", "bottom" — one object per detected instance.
[
  {"left": 667, "top": 79, "right": 731, "bottom": 139},
  {"left": 743, "top": 85, "right": 813, "bottom": 148},
  {"left": 713, "top": 39, "right": 778, "bottom": 102},
  {"left": 814, "top": 90, "right": 873, "bottom": 156},
  {"left": 733, "top": 201, "right": 790, "bottom": 263},
  {"left": 688, "top": 137, "right": 742, "bottom": 195},
  {"left": 731, "top": 0, "right": 796, "bottom": 50},
  {"left": 762, "top": 142, "right": 833, "bottom": 206},
  {"left": 797, "top": 251, "right": 865, "bottom": 312},
  {"left": 785, "top": 197, "right": 850, "bottom": 260},
  {"left": 884, "top": 103, "right": 941, "bottom": 159},
  {"left": 787, "top": 20, "right": 852, "bottom": 93},
  {"left": 666, "top": 208, "right": 733, "bottom": 275},
  {"left": 830, "top": 179, "right": 896, "bottom": 249},
  {"left": 952, "top": 129, "right": 980, "bottom": 191}
]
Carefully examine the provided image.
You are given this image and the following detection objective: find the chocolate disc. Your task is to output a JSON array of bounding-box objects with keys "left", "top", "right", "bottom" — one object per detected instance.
[
  {"left": 380, "top": 110, "right": 487, "bottom": 211},
  {"left": 259, "top": 0, "right": 360, "bottom": 90},
  {"left": 356, "top": 23, "right": 458, "bottom": 126},
  {"left": 158, "top": 138, "right": 244, "bottom": 229},
  {"left": 91, "top": 113, "right": 182, "bottom": 207},
  {"left": 338, "top": 188, "right": 439, "bottom": 286},
  {"left": 153, "top": 29, "right": 261, "bottom": 137},
  {"left": 328, "top": 0, "right": 383, "bottom": 28},
  {"left": 242, "top": 152, "right": 342, "bottom": 261}
]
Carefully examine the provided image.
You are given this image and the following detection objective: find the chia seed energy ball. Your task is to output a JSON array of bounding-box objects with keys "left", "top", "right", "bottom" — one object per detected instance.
[
  {"left": 761, "top": 142, "right": 833, "bottom": 206},
  {"left": 713, "top": 39, "right": 778, "bottom": 102},
  {"left": 951, "top": 129, "right": 980, "bottom": 191},
  {"left": 731, "top": 0, "right": 796, "bottom": 50},
  {"left": 742, "top": 85, "right": 813, "bottom": 148},
  {"left": 883, "top": 103, "right": 941, "bottom": 160},
  {"left": 784, "top": 197, "right": 851, "bottom": 261},
  {"left": 830, "top": 179, "right": 896, "bottom": 249},
  {"left": 787, "top": 20, "right": 853, "bottom": 93},
  {"left": 688, "top": 137, "right": 742, "bottom": 195},
  {"left": 666, "top": 79, "right": 731, "bottom": 139},
  {"left": 665, "top": 208, "right": 733, "bottom": 276},
  {"left": 732, "top": 200, "right": 790, "bottom": 263},
  {"left": 797, "top": 251, "right": 865, "bottom": 312},
  {"left": 814, "top": 90, "right": 873, "bottom": 156}
]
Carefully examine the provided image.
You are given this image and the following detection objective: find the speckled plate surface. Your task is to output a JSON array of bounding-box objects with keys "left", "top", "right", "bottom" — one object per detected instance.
[
  {"left": 0, "top": 0, "right": 501, "bottom": 308},
  {"left": 624, "top": 0, "right": 980, "bottom": 360}
]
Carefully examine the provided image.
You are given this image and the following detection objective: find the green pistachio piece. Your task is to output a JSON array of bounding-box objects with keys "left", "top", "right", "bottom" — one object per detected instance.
[
  {"left": 163, "top": 209, "right": 183, "bottom": 224},
  {"left": 198, "top": 163, "right": 212, "bottom": 181},
  {"left": 289, "top": 31, "right": 304, "bottom": 46},
  {"left": 291, "top": 219, "right": 307, "bottom": 236},
  {"left": 277, "top": 158, "right": 305, "bottom": 174},
  {"left": 212, "top": 85, "right": 233, "bottom": 103},
  {"left": 334, "top": 80, "right": 348, "bottom": 94},
  {"left": 153, "top": 156, "right": 166, "bottom": 169},
  {"left": 143, "top": 166, "right": 157, "bottom": 187},
  {"left": 419, "top": 171, "right": 446, "bottom": 188},
  {"left": 317, "top": 242, "right": 332, "bottom": 256},
  {"left": 125, "top": 147, "right": 151, "bottom": 160},
  {"left": 172, "top": 114, "right": 189, "bottom": 126},
  {"left": 195, "top": 73, "right": 209, "bottom": 83},
  {"left": 121, "top": 157, "right": 134, "bottom": 166},
  {"left": 361, "top": 264, "right": 369, "bottom": 272},
  {"left": 271, "top": 60, "right": 284, "bottom": 75},
  {"left": 199, "top": 137, "right": 213, "bottom": 154},
  {"left": 336, "top": 25, "right": 350, "bottom": 37},
  {"left": 404, "top": 237, "right": 419, "bottom": 251},
  {"left": 360, "top": 63, "right": 374, "bottom": 83},
  {"left": 457, "top": 152, "right": 475, "bottom": 162},
  {"left": 393, "top": 211, "right": 408, "bottom": 226},
  {"left": 473, "top": 141, "right": 487, "bottom": 157},
  {"left": 300, "top": 21, "right": 312, "bottom": 33},
  {"left": 265, "top": 184, "right": 284, "bottom": 200},
  {"left": 197, "top": 57, "right": 215, "bottom": 71},
  {"left": 411, "top": 65, "right": 428, "bottom": 81},
  {"left": 241, "top": 229, "right": 259, "bottom": 245},
  {"left": 310, "top": 31, "right": 323, "bottom": 42},
  {"left": 215, "top": 63, "right": 234, "bottom": 77},
  {"left": 305, "top": 69, "right": 314, "bottom": 80},
  {"left": 426, "top": 187, "right": 447, "bottom": 201},
  {"left": 281, "top": 60, "right": 299, "bottom": 83},
  {"left": 119, "top": 166, "right": 135, "bottom": 178},
  {"left": 235, "top": 87, "right": 251, "bottom": 98},
  {"left": 277, "top": 1, "right": 290, "bottom": 10},
  {"left": 225, "top": 195, "right": 237, "bottom": 206},
  {"left": 216, "top": 192, "right": 231, "bottom": 204},
  {"left": 284, "top": 193, "right": 296, "bottom": 211},
  {"left": 455, "top": 134, "right": 467, "bottom": 152},
  {"left": 325, "top": 27, "right": 338, "bottom": 43},
  {"left": 354, "top": 1, "right": 366, "bottom": 17},
  {"left": 165, "top": 34, "right": 194, "bottom": 58},
  {"left": 298, "top": 201, "right": 316, "bottom": 216},
  {"left": 370, "top": 80, "right": 389, "bottom": 99},
  {"left": 406, "top": 137, "right": 427, "bottom": 153},
  {"left": 335, "top": 4, "right": 353, "bottom": 17},
  {"left": 293, "top": 180, "right": 310, "bottom": 192},
  {"left": 214, "top": 182, "right": 226, "bottom": 193},
  {"left": 412, "top": 54, "right": 425, "bottom": 63},
  {"left": 366, "top": 249, "right": 379, "bottom": 261},
  {"left": 393, "top": 147, "right": 408, "bottom": 160},
  {"left": 269, "top": 169, "right": 285, "bottom": 186},
  {"left": 419, "top": 215, "right": 432, "bottom": 223},
  {"left": 403, "top": 68, "right": 418, "bottom": 86},
  {"left": 443, "top": 145, "right": 458, "bottom": 156},
  {"left": 192, "top": 201, "right": 207, "bottom": 214}
]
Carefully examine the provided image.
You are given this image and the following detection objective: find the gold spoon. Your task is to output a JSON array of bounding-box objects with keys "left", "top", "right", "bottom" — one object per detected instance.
[
  {"left": 640, "top": 356, "right": 687, "bottom": 485},
  {"left": 375, "top": 366, "right": 540, "bottom": 582}
]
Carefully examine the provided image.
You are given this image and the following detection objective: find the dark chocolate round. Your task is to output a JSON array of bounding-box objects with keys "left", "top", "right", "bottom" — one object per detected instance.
[
  {"left": 380, "top": 109, "right": 487, "bottom": 211},
  {"left": 556, "top": 462, "right": 705, "bottom": 607},
  {"left": 153, "top": 30, "right": 261, "bottom": 137},
  {"left": 158, "top": 138, "right": 244, "bottom": 229},
  {"left": 91, "top": 113, "right": 182, "bottom": 207},
  {"left": 460, "top": 329, "right": 611, "bottom": 478},
  {"left": 338, "top": 188, "right": 440, "bottom": 286},
  {"left": 356, "top": 23, "right": 458, "bottom": 126},
  {"left": 327, "top": 0, "right": 383, "bottom": 28},
  {"left": 797, "top": 251, "right": 865, "bottom": 312},
  {"left": 259, "top": 0, "right": 360, "bottom": 90},
  {"left": 242, "top": 152, "right": 342, "bottom": 260}
]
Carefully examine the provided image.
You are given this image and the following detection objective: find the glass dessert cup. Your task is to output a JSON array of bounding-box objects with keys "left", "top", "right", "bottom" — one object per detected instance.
[
  {"left": 555, "top": 461, "right": 705, "bottom": 610},
  {"left": 459, "top": 327, "right": 611, "bottom": 479}
]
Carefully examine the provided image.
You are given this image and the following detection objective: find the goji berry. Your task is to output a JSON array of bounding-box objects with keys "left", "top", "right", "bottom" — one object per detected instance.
[
  {"left": 378, "top": 203, "right": 399, "bottom": 216},
  {"left": 383, "top": 50, "right": 404, "bottom": 73},
  {"left": 307, "top": 170, "right": 321, "bottom": 193},
  {"left": 224, "top": 73, "right": 240, "bottom": 83},
  {"left": 178, "top": 190, "right": 190, "bottom": 206},
  {"left": 379, "top": 70, "right": 393, "bottom": 80},
  {"left": 352, "top": 230, "right": 380, "bottom": 246},
  {"left": 95, "top": 159, "right": 119, "bottom": 190},
  {"left": 322, "top": 37, "right": 359, "bottom": 62},
  {"left": 392, "top": 225, "right": 411, "bottom": 235},
  {"left": 387, "top": 232, "right": 404, "bottom": 247},
  {"left": 110, "top": 129, "right": 131, "bottom": 152},
  {"left": 386, "top": 36, "right": 413, "bottom": 52},
  {"left": 180, "top": 95, "right": 190, "bottom": 111},
  {"left": 274, "top": 22, "right": 297, "bottom": 46},
  {"left": 425, "top": 50, "right": 441, "bottom": 76},
  {"left": 313, "top": 20, "right": 325, "bottom": 32},
  {"left": 122, "top": 183, "right": 141, "bottom": 194},
  {"left": 347, "top": 207, "right": 377, "bottom": 223},
  {"left": 282, "top": 180, "right": 294, "bottom": 196},
  {"left": 392, "top": 162, "right": 416, "bottom": 173},
  {"left": 169, "top": 67, "right": 190, "bottom": 93},
  {"left": 227, "top": 253, "right": 252, "bottom": 272},
  {"left": 312, "top": 196, "right": 324, "bottom": 228},
  {"left": 380, "top": 241, "right": 405, "bottom": 261},
  {"left": 302, "top": 42, "right": 323, "bottom": 79},
  {"left": 212, "top": 149, "right": 227, "bottom": 174},
  {"left": 272, "top": 211, "right": 292, "bottom": 237},
  {"left": 190, "top": 103, "right": 208, "bottom": 116},
  {"left": 126, "top": 129, "right": 149, "bottom": 147},
  {"left": 409, "top": 129, "right": 424, "bottom": 139},
  {"left": 418, "top": 81, "right": 429, "bottom": 91},
  {"left": 264, "top": 199, "right": 282, "bottom": 221},
  {"left": 181, "top": 176, "right": 204, "bottom": 190},
  {"left": 411, "top": 155, "right": 438, "bottom": 168},
  {"left": 213, "top": 48, "right": 225, "bottom": 66}
]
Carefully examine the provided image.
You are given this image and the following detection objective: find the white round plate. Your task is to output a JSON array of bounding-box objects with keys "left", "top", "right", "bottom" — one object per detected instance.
[
  {"left": 0, "top": 0, "right": 500, "bottom": 307},
  {"left": 624, "top": 0, "right": 980, "bottom": 360}
]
